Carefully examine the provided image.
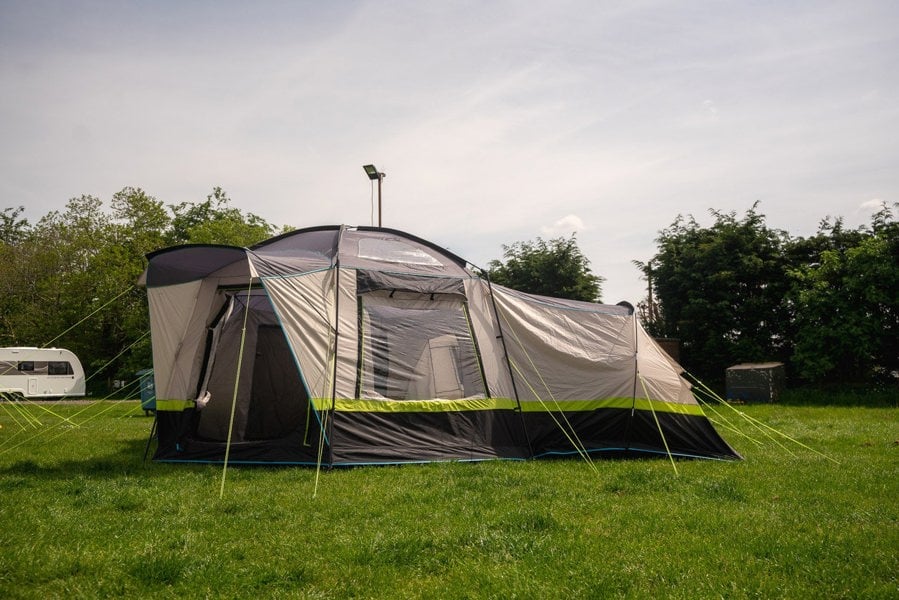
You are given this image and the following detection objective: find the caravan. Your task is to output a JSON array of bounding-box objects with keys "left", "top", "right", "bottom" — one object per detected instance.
[{"left": 0, "top": 347, "right": 86, "bottom": 398}]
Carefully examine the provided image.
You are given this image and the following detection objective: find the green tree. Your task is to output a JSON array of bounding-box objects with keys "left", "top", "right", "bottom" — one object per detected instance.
[
  {"left": 105, "top": 187, "right": 173, "bottom": 376},
  {"left": 0, "top": 207, "right": 32, "bottom": 341},
  {"left": 487, "top": 235, "right": 603, "bottom": 302},
  {"left": 788, "top": 205, "right": 898, "bottom": 382},
  {"left": 0, "top": 206, "right": 29, "bottom": 244},
  {"left": 168, "top": 187, "right": 276, "bottom": 246},
  {"left": 643, "top": 204, "right": 791, "bottom": 381},
  {"left": 0, "top": 196, "right": 119, "bottom": 386}
]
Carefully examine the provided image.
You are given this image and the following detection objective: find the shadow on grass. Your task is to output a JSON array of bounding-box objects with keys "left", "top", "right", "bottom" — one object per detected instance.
[{"left": 0, "top": 431, "right": 179, "bottom": 483}]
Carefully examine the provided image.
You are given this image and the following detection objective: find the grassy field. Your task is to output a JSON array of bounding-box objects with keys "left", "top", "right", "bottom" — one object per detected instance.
[{"left": 0, "top": 400, "right": 896, "bottom": 599}]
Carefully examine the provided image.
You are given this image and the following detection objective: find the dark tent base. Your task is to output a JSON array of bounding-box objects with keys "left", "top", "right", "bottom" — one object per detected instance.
[{"left": 153, "top": 408, "right": 740, "bottom": 466}]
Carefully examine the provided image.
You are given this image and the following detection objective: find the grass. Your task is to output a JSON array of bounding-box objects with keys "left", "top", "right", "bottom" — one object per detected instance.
[{"left": 0, "top": 400, "right": 896, "bottom": 599}]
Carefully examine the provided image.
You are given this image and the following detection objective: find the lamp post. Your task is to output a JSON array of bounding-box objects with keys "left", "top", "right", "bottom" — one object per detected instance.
[{"left": 362, "top": 164, "right": 385, "bottom": 227}]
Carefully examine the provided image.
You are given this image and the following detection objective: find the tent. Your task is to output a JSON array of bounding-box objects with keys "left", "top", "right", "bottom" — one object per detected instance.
[{"left": 141, "top": 225, "right": 739, "bottom": 465}]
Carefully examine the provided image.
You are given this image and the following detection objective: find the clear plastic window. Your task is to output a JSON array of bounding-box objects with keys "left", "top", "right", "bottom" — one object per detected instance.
[
  {"left": 357, "top": 238, "right": 443, "bottom": 267},
  {"left": 357, "top": 293, "right": 486, "bottom": 400}
]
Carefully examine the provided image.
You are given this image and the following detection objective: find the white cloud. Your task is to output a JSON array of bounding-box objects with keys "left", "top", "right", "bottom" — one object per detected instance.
[
  {"left": 858, "top": 198, "right": 886, "bottom": 213},
  {"left": 541, "top": 215, "right": 587, "bottom": 238}
]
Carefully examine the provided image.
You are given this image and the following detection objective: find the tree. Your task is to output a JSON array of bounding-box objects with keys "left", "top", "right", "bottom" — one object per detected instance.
[
  {"left": 487, "top": 235, "right": 603, "bottom": 302},
  {"left": 105, "top": 187, "right": 172, "bottom": 376},
  {"left": 168, "top": 187, "right": 276, "bottom": 247},
  {"left": 0, "top": 206, "right": 29, "bottom": 245},
  {"left": 788, "top": 205, "right": 898, "bottom": 383},
  {"left": 641, "top": 204, "right": 792, "bottom": 381},
  {"left": 0, "top": 206, "right": 32, "bottom": 342}
]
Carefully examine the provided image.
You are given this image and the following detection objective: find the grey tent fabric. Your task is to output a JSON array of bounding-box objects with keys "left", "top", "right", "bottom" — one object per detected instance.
[{"left": 143, "top": 225, "right": 739, "bottom": 465}]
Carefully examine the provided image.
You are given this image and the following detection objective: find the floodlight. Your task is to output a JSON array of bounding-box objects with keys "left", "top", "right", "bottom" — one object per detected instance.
[{"left": 363, "top": 164, "right": 382, "bottom": 180}]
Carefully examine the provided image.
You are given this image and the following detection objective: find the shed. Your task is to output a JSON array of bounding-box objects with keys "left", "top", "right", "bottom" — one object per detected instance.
[{"left": 726, "top": 362, "right": 785, "bottom": 403}]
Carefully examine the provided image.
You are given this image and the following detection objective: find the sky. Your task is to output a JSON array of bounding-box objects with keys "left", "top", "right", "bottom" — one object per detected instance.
[{"left": 1, "top": 0, "right": 897, "bottom": 303}]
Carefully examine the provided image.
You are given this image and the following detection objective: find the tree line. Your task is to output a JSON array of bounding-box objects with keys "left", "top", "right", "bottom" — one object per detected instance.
[
  {"left": 2, "top": 187, "right": 895, "bottom": 393},
  {"left": 635, "top": 202, "right": 898, "bottom": 385}
]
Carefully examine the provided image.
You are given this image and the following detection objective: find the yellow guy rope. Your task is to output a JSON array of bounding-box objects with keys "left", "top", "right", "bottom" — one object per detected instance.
[
  {"left": 220, "top": 279, "right": 256, "bottom": 500},
  {"left": 685, "top": 370, "right": 839, "bottom": 465},
  {"left": 495, "top": 308, "right": 597, "bottom": 471},
  {"left": 637, "top": 373, "right": 679, "bottom": 476},
  {"left": 0, "top": 377, "right": 144, "bottom": 455},
  {"left": 42, "top": 286, "right": 135, "bottom": 348}
]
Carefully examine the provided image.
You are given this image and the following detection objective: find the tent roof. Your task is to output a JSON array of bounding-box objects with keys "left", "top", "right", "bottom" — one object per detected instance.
[
  {"left": 143, "top": 226, "right": 474, "bottom": 287},
  {"left": 143, "top": 244, "right": 248, "bottom": 287}
]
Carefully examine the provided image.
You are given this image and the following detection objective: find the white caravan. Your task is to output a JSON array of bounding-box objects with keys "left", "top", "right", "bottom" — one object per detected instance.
[{"left": 0, "top": 347, "right": 86, "bottom": 398}]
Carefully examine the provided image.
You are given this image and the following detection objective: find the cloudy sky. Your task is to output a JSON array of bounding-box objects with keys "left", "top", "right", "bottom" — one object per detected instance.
[{"left": 1, "top": 1, "right": 896, "bottom": 302}]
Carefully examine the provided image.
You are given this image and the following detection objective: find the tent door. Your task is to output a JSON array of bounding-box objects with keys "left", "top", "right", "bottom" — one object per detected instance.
[
  {"left": 196, "top": 290, "right": 309, "bottom": 443},
  {"left": 244, "top": 325, "right": 307, "bottom": 440}
]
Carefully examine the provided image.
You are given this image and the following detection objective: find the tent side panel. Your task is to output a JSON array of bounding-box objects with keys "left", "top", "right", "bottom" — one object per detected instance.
[
  {"left": 521, "top": 409, "right": 738, "bottom": 460},
  {"left": 334, "top": 267, "right": 359, "bottom": 399},
  {"left": 464, "top": 280, "right": 516, "bottom": 400},
  {"left": 635, "top": 325, "right": 696, "bottom": 405},
  {"left": 262, "top": 270, "right": 339, "bottom": 403},
  {"left": 522, "top": 408, "right": 633, "bottom": 456},
  {"left": 618, "top": 410, "right": 740, "bottom": 459},
  {"left": 329, "top": 409, "right": 529, "bottom": 464},
  {"left": 490, "top": 285, "right": 740, "bottom": 460},
  {"left": 491, "top": 286, "right": 637, "bottom": 402},
  {"left": 154, "top": 409, "right": 326, "bottom": 463},
  {"left": 149, "top": 279, "right": 224, "bottom": 401}
]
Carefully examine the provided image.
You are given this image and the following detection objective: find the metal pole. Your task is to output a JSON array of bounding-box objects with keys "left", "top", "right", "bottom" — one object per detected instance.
[{"left": 378, "top": 175, "right": 382, "bottom": 227}]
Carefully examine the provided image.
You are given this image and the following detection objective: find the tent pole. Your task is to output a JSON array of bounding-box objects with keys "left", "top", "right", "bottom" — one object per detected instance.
[
  {"left": 327, "top": 226, "right": 349, "bottom": 469},
  {"left": 622, "top": 310, "right": 639, "bottom": 454},
  {"left": 142, "top": 414, "right": 157, "bottom": 462},
  {"left": 327, "top": 262, "right": 341, "bottom": 469}
]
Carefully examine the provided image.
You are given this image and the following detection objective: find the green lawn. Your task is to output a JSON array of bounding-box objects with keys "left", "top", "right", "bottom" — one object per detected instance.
[{"left": 0, "top": 400, "right": 896, "bottom": 599}]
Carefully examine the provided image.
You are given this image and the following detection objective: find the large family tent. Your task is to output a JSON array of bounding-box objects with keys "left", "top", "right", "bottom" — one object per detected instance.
[{"left": 141, "top": 225, "right": 739, "bottom": 465}]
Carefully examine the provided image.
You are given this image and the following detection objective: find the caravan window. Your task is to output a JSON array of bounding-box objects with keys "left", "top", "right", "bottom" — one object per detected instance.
[
  {"left": 48, "top": 361, "right": 74, "bottom": 375},
  {"left": 357, "top": 291, "right": 487, "bottom": 400},
  {"left": 17, "top": 361, "right": 34, "bottom": 372}
]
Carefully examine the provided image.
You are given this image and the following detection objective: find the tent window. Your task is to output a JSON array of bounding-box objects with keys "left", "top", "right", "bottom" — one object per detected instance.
[
  {"left": 358, "top": 293, "right": 486, "bottom": 400},
  {"left": 357, "top": 238, "right": 443, "bottom": 267}
]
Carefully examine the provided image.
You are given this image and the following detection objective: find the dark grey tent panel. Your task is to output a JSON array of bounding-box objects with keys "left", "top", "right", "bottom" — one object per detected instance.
[{"left": 145, "top": 245, "right": 249, "bottom": 286}]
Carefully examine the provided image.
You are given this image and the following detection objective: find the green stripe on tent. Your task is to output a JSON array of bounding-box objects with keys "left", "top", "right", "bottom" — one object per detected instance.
[
  {"left": 521, "top": 397, "right": 705, "bottom": 416},
  {"left": 155, "top": 399, "right": 196, "bottom": 411},
  {"left": 309, "top": 396, "right": 705, "bottom": 416},
  {"left": 313, "top": 397, "right": 520, "bottom": 412}
]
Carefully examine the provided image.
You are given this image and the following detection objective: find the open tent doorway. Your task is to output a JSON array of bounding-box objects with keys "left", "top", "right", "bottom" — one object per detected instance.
[{"left": 160, "top": 287, "right": 322, "bottom": 463}]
